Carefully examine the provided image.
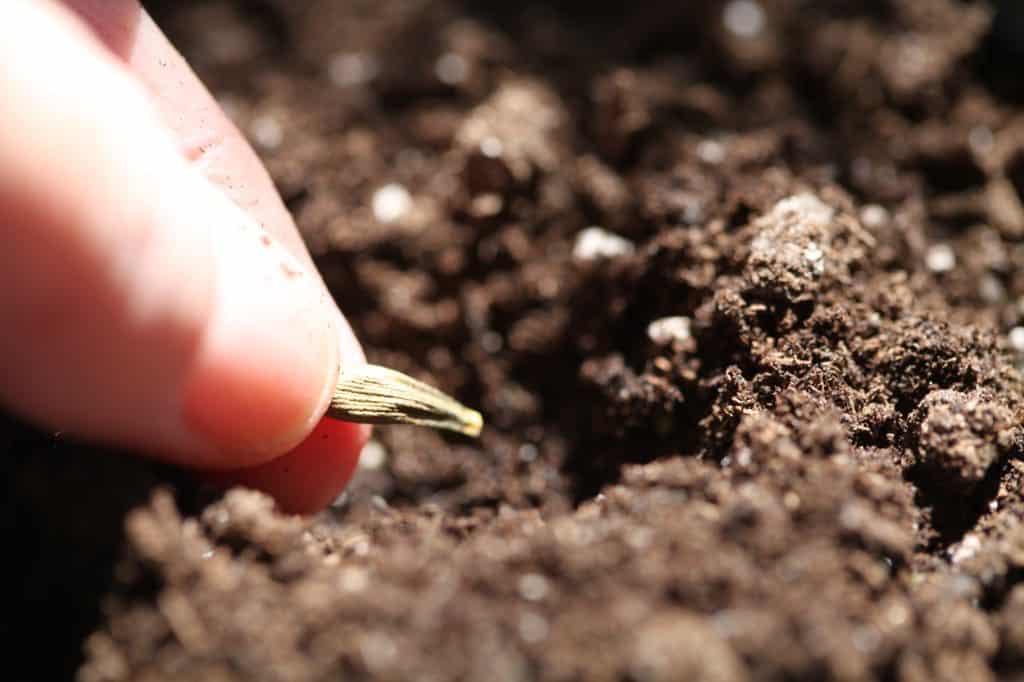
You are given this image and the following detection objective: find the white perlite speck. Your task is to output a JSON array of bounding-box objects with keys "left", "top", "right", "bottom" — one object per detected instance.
[
  {"left": 327, "top": 52, "right": 379, "bottom": 87},
  {"left": 518, "top": 573, "right": 549, "bottom": 601},
  {"left": 572, "top": 226, "right": 635, "bottom": 261},
  {"left": 479, "top": 136, "right": 504, "bottom": 158},
  {"left": 339, "top": 566, "right": 369, "bottom": 593},
  {"left": 1009, "top": 326, "right": 1024, "bottom": 353},
  {"left": 481, "top": 330, "right": 504, "bottom": 354},
  {"left": 360, "top": 633, "right": 397, "bottom": 672},
  {"left": 979, "top": 275, "right": 1005, "bottom": 304},
  {"left": 925, "top": 244, "right": 956, "bottom": 273},
  {"left": 968, "top": 126, "right": 994, "bottom": 155},
  {"left": 803, "top": 241, "right": 824, "bottom": 274},
  {"left": 435, "top": 52, "right": 469, "bottom": 85},
  {"left": 249, "top": 114, "right": 283, "bottom": 150},
  {"left": 696, "top": 139, "right": 726, "bottom": 165},
  {"left": 859, "top": 204, "right": 889, "bottom": 229},
  {"left": 770, "top": 193, "right": 835, "bottom": 226},
  {"left": 372, "top": 183, "right": 412, "bottom": 224},
  {"left": 359, "top": 440, "right": 387, "bottom": 470},
  {"left": 518, "top": 443, "right": 539, "bottom": 462},
  {"left": 949, "top": 534, "right": 981, "bottom": 564},
  {"left": 646, "top": 316, "right": 692, "bottom": 346},
  {"left": 723, "top": 0, "right": 766, "bottom": 38}
]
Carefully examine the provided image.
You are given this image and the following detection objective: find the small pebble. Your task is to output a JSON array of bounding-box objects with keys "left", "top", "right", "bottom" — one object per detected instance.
[
  {"left": 949, "top": 534, "right": 981, "bottom": 564},
  {"left": 339, "top": 566, "right": 369, "bottom": 593},
  {"left": 723, "top": 0, "right": 766, "bottom": 38},
  {"left": 968, "top": 126, "right": 994, "bottom": 155},
  {"left": 518, "top": 573, "right": 549, "bottom": 601},
  {"left": 249, "top": 114, "right": 283, "bottom": 150},
  {"left": 885, "top": 602, "right": 910, "bottom": 628},
  {"left": 925, "top": 243, "right": 955, "bottom": 273},
  {"left": 372, "top": 183, "right": 413, "bottom": 224},
  {"left": 860, "top": 204, "right": 889, "bottom": 229},
  {"left": 772, "top": 193, "right": 834, "bottom": 225},
  {"left": 572, "top": 226, "right": 635, "bottom": 261},
  {"left": 327, "top": 52, "right": 379, "bottom": 87},
  {"left": 435, "top": 52, "right": 469, "bottom": 85},
  {"left": 696, "top": 139, "right": 726, "bottom": 165},
  {"left": 479, "top": 136, "right": 504, "bottom": 158},
  {"left": 360, "top": 633, "right": 397, "bottom": 672},
  {"left": 803, "top": 241, "right": 824, "bottom": 273},
  {"left": 469, "top": 193, "right": 503, "bottom": 218},
  {"left": 518, "top": 443, "right": 539, "bottom": 462},
  {"left": 646, "top": 316, "right": 692, "bottom": 345},
  {"left": 978, "top": 275, "right": 1005, "bottom": 304},
  {"left": 481, "top": 330, "right": 504, "bottom": 353}
]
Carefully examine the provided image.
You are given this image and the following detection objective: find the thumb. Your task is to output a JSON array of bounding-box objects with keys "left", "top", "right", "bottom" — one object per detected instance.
[{"left": 0, "top": 1, "right": 339, "bottom": 469}]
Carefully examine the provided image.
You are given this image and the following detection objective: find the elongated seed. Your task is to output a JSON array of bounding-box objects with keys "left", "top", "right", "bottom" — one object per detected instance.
[{"left": 327, "top": 364, "right": 483, "bottom": 437}]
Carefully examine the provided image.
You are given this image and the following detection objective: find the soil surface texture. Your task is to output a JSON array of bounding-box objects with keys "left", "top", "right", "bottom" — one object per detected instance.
[{"left": 10, "top": 1, "right": 1024, "bottom": 680}]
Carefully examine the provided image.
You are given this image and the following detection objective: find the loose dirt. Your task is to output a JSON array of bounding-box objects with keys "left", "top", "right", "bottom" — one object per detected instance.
[{"left": 10, "top": 1, "right": 1024, "bottom": 680}]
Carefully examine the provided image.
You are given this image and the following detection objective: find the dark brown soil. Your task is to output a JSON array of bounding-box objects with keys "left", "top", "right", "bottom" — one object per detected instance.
[{"left": 12, "top": 1, "right": 1024, "bottom": 680}]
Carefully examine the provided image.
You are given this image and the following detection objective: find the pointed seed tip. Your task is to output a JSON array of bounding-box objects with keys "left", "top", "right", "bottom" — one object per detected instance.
[{"left": 462, "top": 408, "right": 484, "bottom": 437}]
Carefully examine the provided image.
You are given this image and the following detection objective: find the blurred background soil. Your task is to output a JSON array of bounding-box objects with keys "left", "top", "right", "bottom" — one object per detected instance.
[{"left": 9, "top": 1, "right": 1024, "bottom": 680}]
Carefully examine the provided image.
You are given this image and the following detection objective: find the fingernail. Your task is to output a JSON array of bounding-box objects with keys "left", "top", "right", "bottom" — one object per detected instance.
[
  {"left": 181, "top": 179, "right": 340, "bottom": 467},
  {"left": 204, "top": 418, "right": 369, "bottom": 514}
]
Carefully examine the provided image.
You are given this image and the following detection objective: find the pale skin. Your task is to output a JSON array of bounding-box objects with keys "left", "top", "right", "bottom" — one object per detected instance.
[{"left": 0, "top": 0, "right": 369, "bottom": 513}]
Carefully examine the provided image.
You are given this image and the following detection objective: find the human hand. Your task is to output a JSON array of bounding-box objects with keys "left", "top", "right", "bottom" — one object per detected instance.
[{"left": 0, "top": 0, "right": 369, "bottom": 513}]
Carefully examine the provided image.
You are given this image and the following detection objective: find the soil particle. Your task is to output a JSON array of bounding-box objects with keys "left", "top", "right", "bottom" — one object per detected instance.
[
  {"left": 456, "top": 79, "right": 569, "bottom": 196},
  {"left": 906, "top": 389, "right": 1017, "bottom": 493},
  {"left": 627, "top": 612, "right": 749, "bottom": 682},
  {"left": 743, "top": 192, "right": 871, "bottom": 303}
]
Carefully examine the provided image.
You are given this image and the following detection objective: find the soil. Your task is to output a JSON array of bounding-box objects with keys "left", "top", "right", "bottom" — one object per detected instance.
[{"left": 10, "top": 1, "right": 1024, "bottom": 680}]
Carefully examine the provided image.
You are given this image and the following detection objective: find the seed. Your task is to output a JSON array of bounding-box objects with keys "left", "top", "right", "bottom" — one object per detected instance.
[{"left": 327, "top": 364, "right": 483, "bottom": 437}]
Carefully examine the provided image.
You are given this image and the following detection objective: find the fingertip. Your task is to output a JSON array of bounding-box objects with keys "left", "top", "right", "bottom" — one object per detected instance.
[
  {"left": 205, "top": 418, "right": 370, "bottom": 515},
  {"left": 179, "top": 188, "right": 344, "bottom": 468},
  {"left": 0, "top": 1, "right": 366, "bottom": 478}
]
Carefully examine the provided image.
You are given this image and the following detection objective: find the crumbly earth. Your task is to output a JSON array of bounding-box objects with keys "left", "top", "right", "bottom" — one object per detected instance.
[{"left": 9, "top": 1, "right": 1024, "bottom": 680}]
